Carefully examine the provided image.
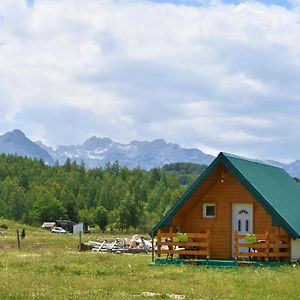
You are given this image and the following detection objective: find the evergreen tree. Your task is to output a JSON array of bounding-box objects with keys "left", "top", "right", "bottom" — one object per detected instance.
[
  {"left": 118, "top": 191, "right": 138, "bottom": 230},
  {"left": 95, "top": 206, "right": 108, "bottom": 232},
  {"left": 0, "top": 177, "right": 25, "bottom": 221}
]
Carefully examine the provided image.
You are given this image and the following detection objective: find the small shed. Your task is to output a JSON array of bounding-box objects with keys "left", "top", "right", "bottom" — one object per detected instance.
[
  {"left": 73, "top": 222, "right": 89, "bottom": 234},
  {"left": 150, "top": 152, "right": 300, "bottom": 262},
  {"left": 41, "top": 222, "right": 56, "bottom": 230},
  {"left": 56, "top": 220, "right": 76, "bottom": 233}
]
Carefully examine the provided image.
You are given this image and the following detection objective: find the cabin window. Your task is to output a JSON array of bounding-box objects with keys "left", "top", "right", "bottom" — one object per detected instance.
[{"left": 203, "top": 203, "right": 216, "bottom": 218}]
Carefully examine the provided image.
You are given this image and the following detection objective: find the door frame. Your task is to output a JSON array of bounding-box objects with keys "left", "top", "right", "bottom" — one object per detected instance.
[{"left": 231, "top": 203, "right": 253, "bottom": 257}]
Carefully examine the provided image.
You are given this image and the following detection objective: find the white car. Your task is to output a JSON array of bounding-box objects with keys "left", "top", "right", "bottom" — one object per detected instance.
[{"left": 51, "top": 227, "right": 67, "bottom": 233}]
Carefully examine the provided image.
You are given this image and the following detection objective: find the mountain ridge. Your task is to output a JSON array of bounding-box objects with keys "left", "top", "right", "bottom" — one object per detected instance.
[
  {"left": 37, "top": 135, "right": 215, "bottom": 170},
  {"left": 1, "top": 129, "right": 300, "bottom": 178},
  {"left": 0, "top": 130, "right": 54, "bottom": 165}
]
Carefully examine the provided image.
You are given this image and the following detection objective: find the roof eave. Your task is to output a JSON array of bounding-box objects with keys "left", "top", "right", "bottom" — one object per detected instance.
[{"left": 222, "top": 154, "right": 300, "bottom": 239}]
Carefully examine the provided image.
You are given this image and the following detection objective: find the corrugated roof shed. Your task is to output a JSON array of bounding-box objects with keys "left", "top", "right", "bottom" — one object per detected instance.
[
  {"left": 41, "top": 222, "right": 56, "bottom": 228},
  {"left": 150, "top": 152, "right": 300, "bottom": 239}
]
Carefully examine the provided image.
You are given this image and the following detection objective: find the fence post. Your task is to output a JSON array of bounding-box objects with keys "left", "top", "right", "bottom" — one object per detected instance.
[
  {"left": 78, "top": 231, "right": 82, "bottom": 252},
  {"left": 151, "top": 237, "right": 155, "bottom": 262},
  {"left": 16, "top": 229, "right": 21, "bottom": 250}
]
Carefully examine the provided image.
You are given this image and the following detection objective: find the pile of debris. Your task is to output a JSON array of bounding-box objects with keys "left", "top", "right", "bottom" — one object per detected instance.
[{"left": 80, "top": 235, "right": 153, "bottom": 254}]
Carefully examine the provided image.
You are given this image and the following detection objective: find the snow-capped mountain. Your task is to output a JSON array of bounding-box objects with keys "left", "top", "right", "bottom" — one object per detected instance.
[
  {"left": 2, "top": 129, "right": 300, "bottom": 178},
  {"left": 37, "top": 136, "right": 215, "bottom": 170}
]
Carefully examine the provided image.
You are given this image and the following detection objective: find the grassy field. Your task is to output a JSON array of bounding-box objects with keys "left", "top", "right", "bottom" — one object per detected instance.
[{"left": 1, "top": 219, "right": 300, "bottom": 299}]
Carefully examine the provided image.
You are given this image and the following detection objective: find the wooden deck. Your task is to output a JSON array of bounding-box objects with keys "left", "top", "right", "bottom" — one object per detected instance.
[
  {"left": 156, "top": 231, "right": 210, "bottom": 259},
  {"left": 234, "top": 231, "right": 290, "bottom": 261}
]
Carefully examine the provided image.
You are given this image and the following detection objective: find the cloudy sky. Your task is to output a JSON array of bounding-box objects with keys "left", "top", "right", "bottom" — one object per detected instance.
[{"left": 0, "top": 0, "right": 300, "bottom": 162}]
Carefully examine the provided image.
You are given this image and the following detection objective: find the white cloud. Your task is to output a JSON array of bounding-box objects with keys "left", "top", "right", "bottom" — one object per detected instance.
[{"left": 0, "top": 0, "right": 300, "bottom": 161}]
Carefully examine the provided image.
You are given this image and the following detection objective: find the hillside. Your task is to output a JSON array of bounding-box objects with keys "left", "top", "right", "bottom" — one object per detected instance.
[{"left": 0, "top": 154, "right": 194, "bottom": 231}]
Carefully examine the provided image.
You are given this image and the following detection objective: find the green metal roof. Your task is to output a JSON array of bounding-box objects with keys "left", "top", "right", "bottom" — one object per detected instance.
[{"left": 149, "top": 152, "right": 300, "bottom": 239}]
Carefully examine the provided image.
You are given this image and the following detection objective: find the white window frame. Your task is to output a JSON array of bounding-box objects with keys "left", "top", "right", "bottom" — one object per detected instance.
[{"left": 203, "top": 203, "right": 216, "bottom": 218}]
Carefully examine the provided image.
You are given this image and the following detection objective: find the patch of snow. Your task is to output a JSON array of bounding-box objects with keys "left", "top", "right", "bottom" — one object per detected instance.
[
  {"left": 87, "top": 151, "right": 104, "bottom": 160},
  {"left": 94, "top": 148, "right": 108, "bottom": 154},
  {"left": 117, "top": 144, "right": 135, "bottom": 151},
  {"left": 63, "top": 152, "right": 80, "bottom": 158}
]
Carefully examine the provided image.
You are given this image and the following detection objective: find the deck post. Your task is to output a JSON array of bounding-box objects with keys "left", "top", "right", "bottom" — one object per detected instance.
[
  {"left": 275, "top": 227, "right": 280, "bottom": 261},
  {"left": 265, "top": 231, "right": 269, "bottom": 261},
  {"left": 234, "top": 231, "right": 238, "bottom": 260},
  {"left": 206, "top": 230, "right": 210, "bottom": 259},
  {"left": 157, "top": 230, "right": 161, "bottom": 258}
]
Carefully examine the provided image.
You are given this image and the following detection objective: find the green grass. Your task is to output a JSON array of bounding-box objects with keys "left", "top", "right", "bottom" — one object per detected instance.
[{"left": 1, "top": 219, "right": 300, "bottom": 299}]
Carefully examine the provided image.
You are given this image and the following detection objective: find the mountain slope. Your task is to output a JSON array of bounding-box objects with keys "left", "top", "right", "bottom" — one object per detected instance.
[{"left": 0, "top": 130, "right": 54, "bottom": 165}]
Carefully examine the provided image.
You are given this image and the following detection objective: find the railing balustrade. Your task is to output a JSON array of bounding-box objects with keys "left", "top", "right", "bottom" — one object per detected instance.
[
  {"left": 234, "top": 231, "right": 290, "bottom": 260},
  {"left": 156, "top": 231, "right": 210, "bottom": 259}
]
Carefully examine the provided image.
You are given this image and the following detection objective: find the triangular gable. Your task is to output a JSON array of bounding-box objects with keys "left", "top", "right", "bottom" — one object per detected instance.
[{"left": 149, "top": 152, "right": 300, "bottom": 238}]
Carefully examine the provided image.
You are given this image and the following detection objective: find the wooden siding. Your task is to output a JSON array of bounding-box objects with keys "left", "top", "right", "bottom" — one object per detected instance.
[{"left": 170, "top": 164, "right": 288, "bottom": 259}]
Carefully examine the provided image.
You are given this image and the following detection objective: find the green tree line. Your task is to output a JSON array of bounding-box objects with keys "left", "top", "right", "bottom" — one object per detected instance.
[{"left": 0, "top": 155, "right": 205, "bottom": 232}]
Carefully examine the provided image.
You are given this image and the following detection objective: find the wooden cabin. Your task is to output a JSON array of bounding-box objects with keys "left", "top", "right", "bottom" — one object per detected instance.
[{"left": 150, "top": 152, "right": 300, "bottom": 262}]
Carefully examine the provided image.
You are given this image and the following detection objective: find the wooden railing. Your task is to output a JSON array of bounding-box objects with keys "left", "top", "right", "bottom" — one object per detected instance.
[
  {"left": 156, "top": 231, "right": 210, "bottom": 259},
  {"left": 234, "top": 231, "right": 290, "bottom": 260}
]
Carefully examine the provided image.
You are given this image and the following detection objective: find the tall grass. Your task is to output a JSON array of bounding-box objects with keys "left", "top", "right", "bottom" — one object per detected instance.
[{"left": 0, "top": 219, "right": 300, "bottom": 299}]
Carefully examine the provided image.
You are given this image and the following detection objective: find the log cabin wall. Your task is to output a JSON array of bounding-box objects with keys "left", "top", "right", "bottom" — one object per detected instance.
[{"left": 172, "top": 165, "right": 288, "bottom": 259}]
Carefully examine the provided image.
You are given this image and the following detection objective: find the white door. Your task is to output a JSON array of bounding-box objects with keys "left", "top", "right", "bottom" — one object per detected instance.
[{"left": 232, "top": 204, "right": 253, "bottom": 257}]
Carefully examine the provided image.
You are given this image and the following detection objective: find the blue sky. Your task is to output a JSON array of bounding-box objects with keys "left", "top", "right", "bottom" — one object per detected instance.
[
  {"left": 27, "top": 0, "right": 294, "bottom": 10},
  {"left": 0, "top": 0, "right": 300, "bottom": 162},
  {"left": 152, "top": 0, "right": 292, "bottom": 6},
  {"left": 26, "top": 0, "right": 34, "bottom": 7}
]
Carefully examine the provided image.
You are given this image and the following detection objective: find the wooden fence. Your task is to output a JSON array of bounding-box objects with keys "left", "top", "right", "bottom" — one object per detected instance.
[
  {"left": 156, "top": 231, "right": 210, "bottom": 259},
  {"left": 234, "top": 231, "right": 290, "bottom": 260}
]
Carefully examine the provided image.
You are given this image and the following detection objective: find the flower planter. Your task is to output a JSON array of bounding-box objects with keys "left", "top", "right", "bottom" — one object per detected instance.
[
  {"left": 244, "top": 234, "right": 257, "bottom": 243},
  {"left": 175, "top": 233, "right": 189, "bottom": 242}
]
